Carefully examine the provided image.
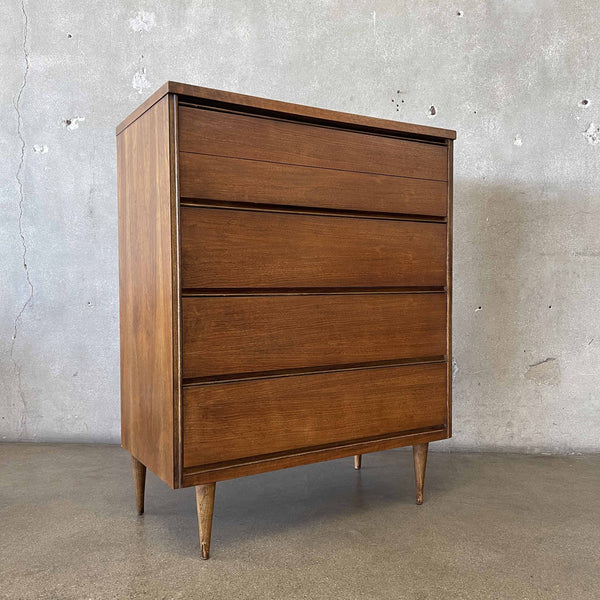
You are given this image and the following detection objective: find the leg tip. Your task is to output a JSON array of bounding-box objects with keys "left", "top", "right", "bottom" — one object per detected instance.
[
  {"left": 201, "top": 543, "right": 210, "bottom": 560},
  {"left": 416, "top": 494, "right": 423, "bottom": 505}
]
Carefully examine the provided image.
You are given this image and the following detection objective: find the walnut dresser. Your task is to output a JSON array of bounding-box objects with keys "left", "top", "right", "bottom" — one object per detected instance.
[{"left": 116, "top": 81, "right": 456, "bottom": 559}]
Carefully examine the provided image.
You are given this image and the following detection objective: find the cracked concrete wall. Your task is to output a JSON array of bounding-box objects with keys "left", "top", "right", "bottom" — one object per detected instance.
[{"left": 1, "top": 0, "right": 599, "bottom": 452}]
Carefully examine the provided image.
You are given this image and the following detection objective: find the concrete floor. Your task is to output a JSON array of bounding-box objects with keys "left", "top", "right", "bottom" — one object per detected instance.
[{"left": 1, "top": 445, "right": 598, "bottom": 599}]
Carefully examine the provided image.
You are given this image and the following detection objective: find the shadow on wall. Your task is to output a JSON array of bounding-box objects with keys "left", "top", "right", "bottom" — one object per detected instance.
[
  {"left": 455, "top": 178, "right": 529, "bottom": 374},
  {"left": 449, "top": 176, "right": 600, "bottom": 452}
]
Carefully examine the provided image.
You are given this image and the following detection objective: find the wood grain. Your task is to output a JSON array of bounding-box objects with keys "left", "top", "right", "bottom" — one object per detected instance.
[
  {"left": 183, "top": 427, "right": 447, "bottom": 485},
  {"left": 183, "top": 363, "right": 447, "bottom": 468},
  {"left": 182, "top": 293, "right": 447, "bottom": 379},
  {"left": 179, "top": 106, "right": 448, "bottom": 181},
  {"left": 179, "top": 153, "right": 448, "bottom": 217},
  {"left": 118, "top": 95, "right": 178, "bottom": 488},
  {"left": 181, "top": 206, "right": 447, "bottom": 289},
  {"left": 195, "top": 483, "right": 216, "bottom": 559},
  {"left": 413, "top": 443, "right": 429, "bottom": 505}
]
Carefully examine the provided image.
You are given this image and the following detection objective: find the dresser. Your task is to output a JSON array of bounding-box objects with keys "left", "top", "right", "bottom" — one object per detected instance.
[{"left": 117, "top": 82, "right": 455, "bottom": 559}]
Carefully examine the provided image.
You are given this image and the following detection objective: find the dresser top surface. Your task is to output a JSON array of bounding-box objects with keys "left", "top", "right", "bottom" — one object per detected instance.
[{"left": 116, "top": 81, "right": 457, "bottom": 141}]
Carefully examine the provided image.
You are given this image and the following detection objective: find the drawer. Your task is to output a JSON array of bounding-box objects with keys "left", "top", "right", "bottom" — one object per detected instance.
[
  {"left": 179, "top": 153, "right": 448, "bottom": 217},
  {"left": 178, "top": 106, "right": 448, "bottom": 181},
  {"left": 182, "top": 362, "right": 447, "bottom": 467},
  {"left": 182, "top": 293, "right": 447, "bottom": 379},
  {"left": 180, "top": 206, "right": 447, "bottom": 289}
]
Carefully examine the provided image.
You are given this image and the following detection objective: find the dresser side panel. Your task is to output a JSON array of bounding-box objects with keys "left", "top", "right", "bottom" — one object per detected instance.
[{"left": 117, "top": 96, "right": 177, "bottom": 488}]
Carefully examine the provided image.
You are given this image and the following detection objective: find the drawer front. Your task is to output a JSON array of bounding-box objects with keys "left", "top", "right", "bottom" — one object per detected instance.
[
  {"left": 181, "top": 206, "right": 447, "bottom": 289},
  {"left": 182, "top": 293, "right": 447, "bottom": 379},
  {"left": 179, "top": 153, "right": 448, "bottom": 217},
  {"left": 183, "top": 362, "right": 447, "bottom": 467},
  {"left": 179, "top": 106, "right": 448, "bottom": 181}
]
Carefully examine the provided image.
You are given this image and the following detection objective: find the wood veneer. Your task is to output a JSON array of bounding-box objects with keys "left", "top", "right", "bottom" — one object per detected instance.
[
  {"left": 118, "top": 95, "right": 178, "bottom": 488},
  {"left": 117, "top": 82, "right": 455, "bottom": 559},
  {"left": 179, "top": 153, "right": 448, "bottom": 217},
  {"left": 181, "top": 294, "right": 446, "bottom": 379},
  {"left": 182, "top": 363, "right": 447, "bottom": 468},
  {"left": 178, "top": 106, "right": 448, "bottom": 180},
  {"left": 180, "top": 206, "right": 447, "bottom": 289}
]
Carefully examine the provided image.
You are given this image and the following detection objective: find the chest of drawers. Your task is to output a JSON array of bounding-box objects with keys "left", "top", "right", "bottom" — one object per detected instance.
[{"left": 117, "top": 82, "right": 455, "bottom": 559}]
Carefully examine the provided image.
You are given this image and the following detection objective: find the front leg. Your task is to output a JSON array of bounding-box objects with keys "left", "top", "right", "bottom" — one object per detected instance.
[
  {"left": 196, "top": 483, "right": 216, "bottom": 559},
  {"left": 412, "top": 443, "right": 429, "bottom": 505}
]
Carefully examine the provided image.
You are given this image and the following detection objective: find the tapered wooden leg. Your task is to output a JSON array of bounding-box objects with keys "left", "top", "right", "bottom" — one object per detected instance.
[
  {"left": 413, "top": 443, "right": 429, "bottom": 505},
  {"left": 131, "top": 455, "right": 146, "bottom": 515},
  {"left": 354, "top": 454, "right": 362, "bottom": 470},
  {"left": 196, "top": 483, "right": 216, "bottom": 559}
]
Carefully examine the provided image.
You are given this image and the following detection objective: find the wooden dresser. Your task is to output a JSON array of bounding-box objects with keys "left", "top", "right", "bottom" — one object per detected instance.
[{"left": 117, "top": 82, "right": 455, "bottom": 559}]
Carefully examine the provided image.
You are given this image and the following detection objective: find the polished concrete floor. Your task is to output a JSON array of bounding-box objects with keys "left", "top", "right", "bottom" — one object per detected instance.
[{"left": 1, "top": 444, "right": 599, "bottom": 599}]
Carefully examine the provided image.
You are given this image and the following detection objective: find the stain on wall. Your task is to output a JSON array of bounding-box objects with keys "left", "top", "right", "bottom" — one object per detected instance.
[
  {"left": 1, "top": 1, "right": 599, "bottom": 452},
  {"left": 525, "top": 358, "right": 561, "bottom": 386}
]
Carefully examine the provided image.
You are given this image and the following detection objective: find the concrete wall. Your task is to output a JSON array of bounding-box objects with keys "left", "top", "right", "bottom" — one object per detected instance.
[{"left": 2, "top": 0, "right": 599, "bottom": 452}]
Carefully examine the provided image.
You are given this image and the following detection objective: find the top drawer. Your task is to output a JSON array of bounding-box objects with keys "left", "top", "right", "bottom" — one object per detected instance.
[{"left": 178, "top": 106, "right": 448, "bottom": 182}]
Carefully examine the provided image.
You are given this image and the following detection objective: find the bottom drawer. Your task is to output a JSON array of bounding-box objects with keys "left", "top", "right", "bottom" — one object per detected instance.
[{"left": 183, "top": 362, "right": 447, "bottom": 468}]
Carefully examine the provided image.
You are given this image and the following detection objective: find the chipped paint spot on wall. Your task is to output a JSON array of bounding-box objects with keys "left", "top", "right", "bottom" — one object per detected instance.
[
  {"left": 63, "top": 117, "right": 85, "bottom": 130},
  {"left": 582, "top": 123, "right": 600, "bottom": 145},
  {"left": 132, "top": 67, "right": 150, "bottom": 93},
  {"left": 129, "top": 11, "right": 155, "bottom": 32},
  {"left": 513, "top": 134, "right": 522, "bottom": 146},
  {"left": 452, "top": 358, "right": 459, "bottom": 382},
  {"left": 427, "top": 105, "right": 437, "bottom": 118},
  {"left": 525, "top": 358, "right": 561, "bottom": 386},
  {"left": 33, "top": 144, "right": 48, "bottom": 153}
]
